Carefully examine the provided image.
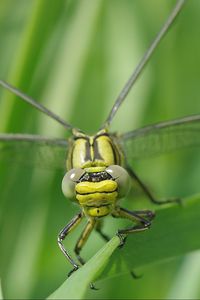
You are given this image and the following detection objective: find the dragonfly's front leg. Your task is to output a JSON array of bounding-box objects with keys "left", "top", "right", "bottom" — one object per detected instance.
[
  {"left": 95, "top": 220, "right": 110, "bottom": 242},
  {"left": 112, "top": 206, "right": 154, "bottom": 246},
  {"left": 74, "top": 217, "right": 98, "bottom": 290},
  {"left": 126, "top": 164, "right": 181, "bottom": 205},
  {"left": 58, "top": 211, "right": 84, "bottom": 277},
  {"left": 112, "top": 207, "right": 154, "bottom": 280},
  {"left": 74, "top": 218, "right": 96, "bottom": 266}
]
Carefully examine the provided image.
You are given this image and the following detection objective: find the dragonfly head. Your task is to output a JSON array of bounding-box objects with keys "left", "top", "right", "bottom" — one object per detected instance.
[{"left": 62, "top": 165, "right": 131, "bottom": 217}]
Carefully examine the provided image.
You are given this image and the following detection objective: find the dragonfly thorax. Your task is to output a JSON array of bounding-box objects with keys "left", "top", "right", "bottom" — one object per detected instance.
[{"left": 66, "top": 129, "right": 123, "bottom": 170}]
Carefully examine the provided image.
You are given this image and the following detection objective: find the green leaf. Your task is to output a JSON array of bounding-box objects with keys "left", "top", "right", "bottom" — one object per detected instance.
[
  {"left": 47, "top": 236, "right": 120, "bottom": 299},
  {"left": 0, "top": 279, "right": 3, "bottom": 300},
  {"left": 101, "top": 194, "right": 200, "bottom": 280},
  {"left": 47, "top": 194, "right": 200, "bottom": 299}
]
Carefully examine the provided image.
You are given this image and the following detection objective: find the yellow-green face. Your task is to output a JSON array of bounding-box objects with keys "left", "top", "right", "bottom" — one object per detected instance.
[{"left": 62, "top": 129, "right": 130, "bottom": 218}]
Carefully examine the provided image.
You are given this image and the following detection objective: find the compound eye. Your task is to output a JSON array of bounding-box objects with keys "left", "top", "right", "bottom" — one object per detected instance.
[
  {"left": 62, "top": 168, "right": 85, "bottom": 200},
  {"left": 106, "top": 165, "right": 130, "bottom": 198}
]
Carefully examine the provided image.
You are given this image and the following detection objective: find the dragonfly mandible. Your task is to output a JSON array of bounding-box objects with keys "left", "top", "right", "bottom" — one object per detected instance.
[{"left": 0, "top": 0, "right": 199, "bottom": 283}]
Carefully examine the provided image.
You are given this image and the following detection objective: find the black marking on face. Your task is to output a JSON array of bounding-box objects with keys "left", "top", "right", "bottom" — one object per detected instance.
[{"left": 80, "top": 171, "right": 112, "bottom": 182}]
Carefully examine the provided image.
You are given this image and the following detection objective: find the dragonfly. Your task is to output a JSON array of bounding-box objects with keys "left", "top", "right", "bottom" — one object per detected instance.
[{"left": 0, "top": 0, "right": 198, "bottom": 285}]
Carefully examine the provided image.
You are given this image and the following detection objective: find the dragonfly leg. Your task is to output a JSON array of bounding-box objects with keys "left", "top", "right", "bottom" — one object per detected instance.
[
  {"left": 74, "top": 218, "right": 98, "bottom": 290},
  {"left": 126, "top": 164, "right": 181, "bottom": 205},
  {"left": 112, "top": 207, "right": 151, "bottom": 281},
  {"left": 112, "top": 206, "right": 152, "bottom": 246},
  {"left": 129, "top": 210, "right": 155, "bottom": 220},
  {"left": 58, "top": 212, "right": 84, "bottom": 277},
  {"left": 74, "top": 218, "right": 96, "bottom": 265},
  {"left": 95, "top": 220, "right": 110, "bottom": 242}
]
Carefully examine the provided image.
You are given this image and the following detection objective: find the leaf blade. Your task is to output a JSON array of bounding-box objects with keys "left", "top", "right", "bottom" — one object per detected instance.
[
  {"left": 100, "top": 194, "right": 200, "bottom": 279},
  {"left": 47, "top": 194, "right": 200, "bottom": 299},
  {"left": 47, "top": 236, "right": 120, "bottom": 299}
]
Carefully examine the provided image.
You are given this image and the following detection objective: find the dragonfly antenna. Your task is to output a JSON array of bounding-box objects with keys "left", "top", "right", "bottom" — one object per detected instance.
[
  {"left": 103, "top": 0, "right": 186, "bottom": 128},
  {"left": 0, "top": 80, "right": 73, "bottom": 130}
]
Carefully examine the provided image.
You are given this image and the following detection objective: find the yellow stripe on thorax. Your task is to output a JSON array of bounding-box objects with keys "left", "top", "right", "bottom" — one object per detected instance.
[
  {"left": 67, "top": 129, "right": 123, "bottom": 170},
  {"left": 95, "top": 135, "right": 116, "bottom": 166}
]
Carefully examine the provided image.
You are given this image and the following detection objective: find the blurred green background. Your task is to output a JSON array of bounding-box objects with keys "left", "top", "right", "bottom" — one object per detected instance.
[{"left": 0, "top": 0, "right": 200, "bottom": 298}]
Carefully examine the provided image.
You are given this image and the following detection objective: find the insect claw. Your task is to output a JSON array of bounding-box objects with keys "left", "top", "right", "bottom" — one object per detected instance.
[
  {"left": 116, "top": 232, "right": 127, "bottom": 248},
  {"left": 165, "top": 197, "right": 183, "bottom": 206},
  {"left": 130, "top": 270, "right": 143, "bottom": 279},
  {"left": 147, "top": 211, "right": 156, "bottom": 220},
  {"left": 175, "top": 198, "right": 183, "bottom": 206},
  {"left": 67, "top": 265, "right": 79, "bottom": 277},
  {"left": 90, "top": 282, "right": 99, "bottom": 290}
]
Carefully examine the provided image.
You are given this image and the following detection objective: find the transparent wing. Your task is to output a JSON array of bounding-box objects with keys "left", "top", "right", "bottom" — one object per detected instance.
[
  {"left": 0, "top": 133, "right": 69, "bottom": 171},
  {"left": 119, "top": 115, "right": 200, "bottom": 164}
]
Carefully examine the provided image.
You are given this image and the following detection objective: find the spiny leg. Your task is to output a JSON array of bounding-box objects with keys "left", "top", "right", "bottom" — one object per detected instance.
[
  {"left": 95, "top": 220, "right": 110, "bottom": 242},
  {"left": 74, "top": 218, "right": 98, "bottom": 290},
  {"left": 95, "top": 210, "right": 155, "bottom": 242},
  {"left": 112, "top": 206, "right": 153, "bottom": 280},
  {"left": 112, "top": 206, "right": 153, "bottom": 246},
  {"left": 58, "top": 212, "right": 84, "bottom": 277},
  {"left": 74, "top": 218, "right": 96, "bottom": 265},
  {"left": 126, "top": 164, "right": 181, "bottom": 205},
  {"left": 130, "top": 210, "right": 155, "bottom": 220}
]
